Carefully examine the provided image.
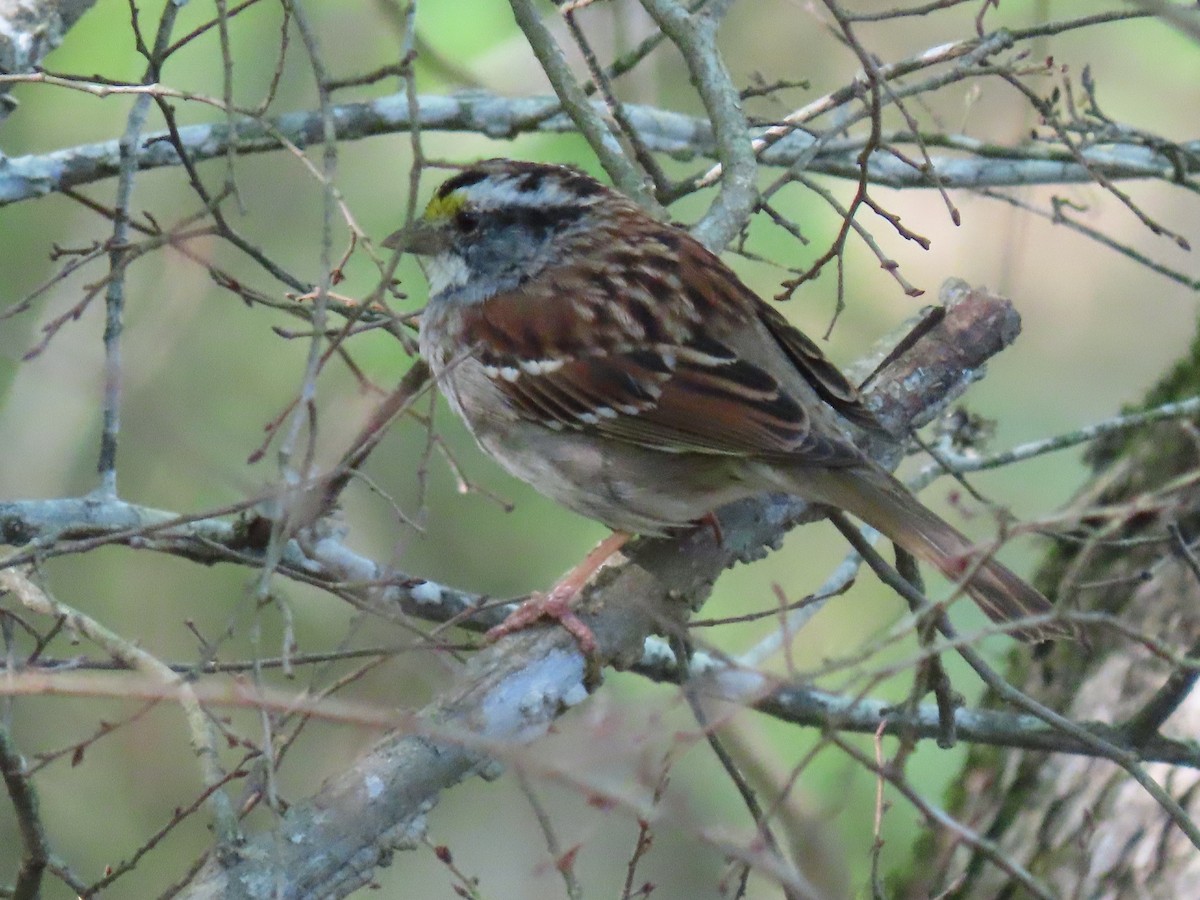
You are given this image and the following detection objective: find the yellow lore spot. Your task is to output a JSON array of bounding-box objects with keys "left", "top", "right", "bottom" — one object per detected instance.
[{"left": 423, "top": 191, "right": 466, "bottom": 222}]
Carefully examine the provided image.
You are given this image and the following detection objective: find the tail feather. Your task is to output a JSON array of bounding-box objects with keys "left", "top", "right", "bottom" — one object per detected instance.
[{"left": 794, "top": 466, "right": 1070, "bottom": 643}]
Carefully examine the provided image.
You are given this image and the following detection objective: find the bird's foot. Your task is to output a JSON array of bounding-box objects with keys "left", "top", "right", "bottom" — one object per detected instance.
[
  {"left": 484, "top": 530, "right": 630, "bottom": 655},
  {"left": 485, "top": 584, "right": 598, "bottom": 654}
]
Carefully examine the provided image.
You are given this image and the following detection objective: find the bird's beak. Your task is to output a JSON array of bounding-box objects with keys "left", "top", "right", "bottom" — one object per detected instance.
[{"left": 381, "top": 219, "right": 449, "bottom": 256}]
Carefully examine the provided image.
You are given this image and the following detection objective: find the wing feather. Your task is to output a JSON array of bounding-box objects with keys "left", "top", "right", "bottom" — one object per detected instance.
[{"left": 454, "top": 219, "right": 873, "bottom": 465}]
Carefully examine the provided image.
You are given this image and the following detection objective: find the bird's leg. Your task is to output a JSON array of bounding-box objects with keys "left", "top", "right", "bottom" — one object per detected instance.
[{"left": 485, "top": 530, "right": 631, "bottom": 654}]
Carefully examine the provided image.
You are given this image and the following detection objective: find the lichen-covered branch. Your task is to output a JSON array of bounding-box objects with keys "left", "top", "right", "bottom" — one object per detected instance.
[{"left": 1, "top": 90, "right": 1194, "bottom": 209}]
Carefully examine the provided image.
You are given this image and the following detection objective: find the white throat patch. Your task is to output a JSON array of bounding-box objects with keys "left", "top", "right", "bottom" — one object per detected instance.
[{"left": 423, "top": 252, "right": 472, "bottom": 297}]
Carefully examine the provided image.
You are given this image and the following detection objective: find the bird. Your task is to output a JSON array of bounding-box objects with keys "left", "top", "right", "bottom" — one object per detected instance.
[{"left": 383, "top": 158, "right": 1065, "bottom": 648}]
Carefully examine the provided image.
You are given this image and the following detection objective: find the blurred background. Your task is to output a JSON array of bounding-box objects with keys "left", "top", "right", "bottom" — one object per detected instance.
[{"left": 1, "top": 1, "right": 1198, "bottom": 896}]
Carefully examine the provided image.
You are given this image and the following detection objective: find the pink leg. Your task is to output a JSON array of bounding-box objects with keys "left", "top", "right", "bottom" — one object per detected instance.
[{"left": 486, "top": 531, "right": 631, "bottom": 654}]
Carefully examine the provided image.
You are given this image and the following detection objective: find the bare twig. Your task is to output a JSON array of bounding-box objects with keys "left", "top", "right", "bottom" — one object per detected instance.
[
  {"left": 641, "top": 0, "right": 756, "bottom": 249},
  {"left": 0, "top": 569, "right": 244, "bottom": 853},
  {"left": 508, "top": 0, "right": 660, "bottom": 210},
  {"left": 0, "top": 724, "right": 49, "bottom": 900}
]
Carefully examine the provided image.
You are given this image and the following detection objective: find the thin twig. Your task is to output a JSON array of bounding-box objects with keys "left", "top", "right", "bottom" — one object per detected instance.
[
  {"left": 508, "top": 0, "right": 659, "bottom": 210},
  {"left": 0, "top": 723, "right": 49, "bottom": 900},
  {"left": 0, "top": 569, "right": 244, "bottom": 852},
  {"left": 912, "top": 396, "right": 1200, "bottom": 491},
  {"left": 833, "top": 520, "right": 1200, "bottom": 851},
  {"left": 830, "top": 732, "right": 1054, "bottom": 899}
]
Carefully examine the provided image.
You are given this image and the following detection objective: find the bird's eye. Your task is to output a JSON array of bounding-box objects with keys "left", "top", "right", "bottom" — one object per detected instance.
[{"left": 455, "top": 212, "right": 479, "bottom": 234}]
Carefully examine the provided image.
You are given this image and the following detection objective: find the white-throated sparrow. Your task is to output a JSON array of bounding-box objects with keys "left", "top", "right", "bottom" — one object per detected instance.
[{"left": 385, "top": 159, "right": 1063, "bottom": 643}]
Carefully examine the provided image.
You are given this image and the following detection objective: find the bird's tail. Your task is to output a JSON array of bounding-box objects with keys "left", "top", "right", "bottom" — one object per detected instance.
[{"left": 788, "top": 465, "right": 1071, "bottom": 643}]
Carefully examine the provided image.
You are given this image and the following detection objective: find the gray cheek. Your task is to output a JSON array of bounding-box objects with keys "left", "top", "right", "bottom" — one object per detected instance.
[{"left": 468, "top": 227, "right": 554, "bottom": 287}]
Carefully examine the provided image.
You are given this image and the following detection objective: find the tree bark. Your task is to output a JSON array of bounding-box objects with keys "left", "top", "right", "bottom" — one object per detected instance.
[{"left": 911, "top": 326, "right": 1200, "bottom": 896}]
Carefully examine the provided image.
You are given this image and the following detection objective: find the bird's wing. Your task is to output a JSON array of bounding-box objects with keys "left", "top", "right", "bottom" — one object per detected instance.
[{"left": 456, "top": 224, "right": 873, "bottom": 465}]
